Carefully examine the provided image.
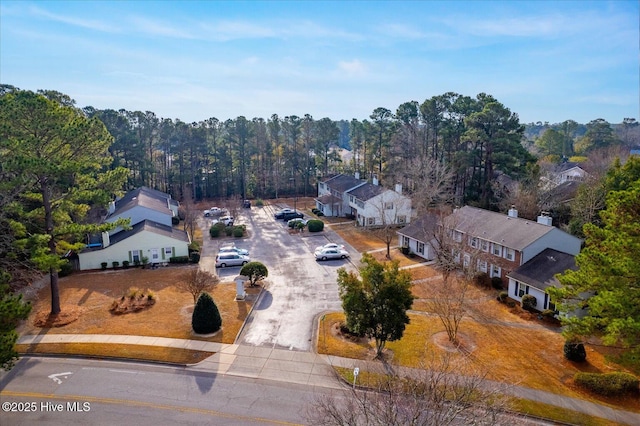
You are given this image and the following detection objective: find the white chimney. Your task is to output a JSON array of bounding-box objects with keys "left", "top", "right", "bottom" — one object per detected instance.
[
  {"left": 395, "top": 183, "right": 402, "bottom": 194},
  {"left": 537, "top": 212, "right": 553, "bottom": 226},
  {"left": 508, "top": 206, "right": 518, "bottom": 218},
  {"left": 101, "top": 231, "right": 110, "bottom": 248},
  {"left": 354, "top": 171, "right": 360, "bottom": 180},
  {"left": 372, "top": 175, "right": 379, "bottom": 186},
  {"left": 108, "top": 201, "right": 116, "bottom": 214}
]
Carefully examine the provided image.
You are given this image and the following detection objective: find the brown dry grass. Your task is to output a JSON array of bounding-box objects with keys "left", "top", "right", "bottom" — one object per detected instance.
[
  {"left": 15, "top": 343, "right": 214, "bottom": 365},
  {"left": 19, "top": 267, "right": 260, "bottom": 344}
]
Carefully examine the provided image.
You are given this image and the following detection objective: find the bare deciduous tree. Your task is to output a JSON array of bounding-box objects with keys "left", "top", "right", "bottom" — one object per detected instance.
[
  {"left": 404, "top": 156, "right": 455, "bottom": 215},
  {"left": 180, "top": 267, "right": 219, "bottom": 304},
  {"left": 306, "top": 351, "right": 516, "bottom": 426}
]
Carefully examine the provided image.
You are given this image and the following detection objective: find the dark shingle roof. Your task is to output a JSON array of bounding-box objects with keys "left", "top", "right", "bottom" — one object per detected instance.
[
  {"left": 347, "top": 182, "right": 386, "bottom": 201},
  {"left": 447, "top": 206, "right": 557, "bottom": 251},
  {"left": 507, "top": 248, "right": 576, "bottom": 291},
  {"left": 109, "top": 187, "right": 172, "bottom": 219},
  {"left": 109, "top": 220, "right": 190, "bottom": 246},
  {"left": 397, "top": 214, "right": 438, "bottom": 241},
  {"left": 324, "top": 174, "right": 366, "bottom": 193}
]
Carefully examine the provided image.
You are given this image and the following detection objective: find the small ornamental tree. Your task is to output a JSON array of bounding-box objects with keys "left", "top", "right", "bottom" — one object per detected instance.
[
  {"left": 240, "top": 262, "right": 268, "bottom": 287},
  {"left": 191, "top": 292, "right": 222, "bottom": 334},
  {"left": 337, "top": 253, "right": 414, "bottom": 358}
]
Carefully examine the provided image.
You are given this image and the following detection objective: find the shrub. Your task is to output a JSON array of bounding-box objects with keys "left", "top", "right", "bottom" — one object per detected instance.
[
  {"left": 574, "top": 372, "right": 639, "bottom": 396},
  {"left": 209, "top": 226, "right": 221, "bottom": 238},
  {"left": 122, "top": 260, "right": 130, "bottom": 269},
  {"left": 190, "top": 252, "right": 201, "bottom": 263},
  {"left": 134, "top": 259, "right": 141, "bottom": 267},
  {"left": 101, "top": 262, "right": 108, "bottom": 270},
  {"left": 399, "top": 246, "right": 410, "bottom": 255},
  {"left": 474, "top": 272, "right": 491, "bottom": 288},
  {"left": 491, "top": 276, "right": 503, "bottom": 289},
  {"left": 316, "top": 211, "right": 324, "bottom": 216},
  {"left": 169, "top": 255, "right": 190, "bottom": 264},
  {"left": 307, "top": 219, "right": 324, "bottom": 232},
  {"left": 564, "top": 340, "right": 587, "bottom": 362},
  {"left": 497, "top": 291, "right": 508, "bottom": 303},
  {"left": 188, "top": 241, "right": 200, "bottom": 253},
  {"left": 224, "top": 226, "right": 233, "bottom": 236},
  {"left": 233, "top": 226, "right": 244, "bottom": 237},
  {"left": 240, "top": 262, "right": 268, "bottom": 286},
  {"left": 312, "top": 208, "right": 320, "bottom": 214},
  {"left": 521, "top": 294, "right": 537, "bottom": 312},
  {"left": 255, "top": 199, "right": 264, "bottom": 207},
  {"left": 59, "top": 261, "right": 73, "bottom": 277},
  {"left": 192, "top": 292, "right": 222, "bottom": 334},
  {"left": 112, "top": 261, "right": 120, "bottom": 269},
  {"left": 141, "top": 256, "right": 149, "bottom": 268},
  {"left": 171, "top": 216, "right": 180, "bottom": 225},
  {"left": 541, "top": 309, "right": 556, "bottom": 319}
]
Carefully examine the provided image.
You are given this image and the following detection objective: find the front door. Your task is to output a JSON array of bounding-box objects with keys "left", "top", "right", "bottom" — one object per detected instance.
[{"left": 150, "top": 248, "right": 159, "bottom": 263}]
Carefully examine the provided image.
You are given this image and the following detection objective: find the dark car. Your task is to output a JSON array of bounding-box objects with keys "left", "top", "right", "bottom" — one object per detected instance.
[
  {"left": 280, "top": 211, "right": 304, "bottom": 221},
  {"left": 243, "top": 199, "right": 251, "bottom": 208},
  {"left": 274, "top": 208, "right": 295, "bottom": 219}
]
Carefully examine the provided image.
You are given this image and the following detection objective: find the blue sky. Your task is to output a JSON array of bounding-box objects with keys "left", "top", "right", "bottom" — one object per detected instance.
[{"left": 1, "top": 1, "right": 638, "bottom": 124}]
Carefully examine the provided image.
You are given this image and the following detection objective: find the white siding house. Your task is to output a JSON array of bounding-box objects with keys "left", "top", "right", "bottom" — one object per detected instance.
[
  {"left": 348, "top": 182, "right": 412, "bottom": 227},
  {"left": 78, "top": 220, "right": 190, "bottom": 270},
  {"left": 105, "top": 186, "right": 177, "bottom": 234},
  {"left": 316, "top": 174, "right": 366, "bottom": 217}
]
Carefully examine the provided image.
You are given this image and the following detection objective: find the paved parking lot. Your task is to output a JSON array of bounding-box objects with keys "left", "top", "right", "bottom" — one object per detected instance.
[{"left": 200, "top": 204, "right": 360, "bottom": 351}]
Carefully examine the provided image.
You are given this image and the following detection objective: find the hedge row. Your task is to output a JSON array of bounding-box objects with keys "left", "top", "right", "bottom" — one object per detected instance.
[{"left": 574, "top": 372, "right": 639, "bottom": 396}]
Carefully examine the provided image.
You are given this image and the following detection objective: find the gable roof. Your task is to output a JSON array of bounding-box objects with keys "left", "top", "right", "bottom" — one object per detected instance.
[
  {"left": 448, "top": 206, "right": 560, "bottom": 251},
  {"left": 109, "top": 186, "right": 173, "bottom": 219},
  {"left": 397, "top": 214, "right": 438, "bottom": 241},
  {"left": 110, "top": 219, "right": 190, "bottom": 246},
  {"left": 347, "top": 182, "right": 387, "bottom": 201},
  {"left": 507, "top": 248, "right": 576, "bottom": 291},
  {"left": 323, "top": 174, "right": 366, "bottom": 193}
]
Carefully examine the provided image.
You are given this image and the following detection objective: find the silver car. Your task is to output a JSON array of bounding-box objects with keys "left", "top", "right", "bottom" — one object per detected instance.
[
  {"left": 218, "top": 246, "right": 249, "bottom": 256},
  {"left": 314, "top": 247, "right": 350, "bottom": 261},
  {"left": 215, "top": 253, "right": 250, "bottom": 268}
]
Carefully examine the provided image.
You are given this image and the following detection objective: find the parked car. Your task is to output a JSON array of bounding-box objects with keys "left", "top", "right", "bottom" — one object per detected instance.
[
  {"left": 215, "top": 253, "right": 250, "bottom": 268},
  {"left": 204, "top": 207, "right": 223, "bottom": 217},
  {"left": 287, "top": 218, "right": 308, "bottom": 228},
  {"left": 218, "top": 246, "right": 249, "bottom": 256},
  {"left": 314, "top": 247, "right": 350, "bottom": 261},
  {"left": 274, "top": 208, "right": 295, "bottom": 219},
  {"left": 314, "top": 242, "right": 345, "bottom": 252},
  {"left": 243, "top": 199, "right": 251, "bottom": 208},
  {"left": 280, "top": 211, "right": 304, "bottom": 221},
  {"left": 213, "top": 215, "right": 234, "bottom": 226}
]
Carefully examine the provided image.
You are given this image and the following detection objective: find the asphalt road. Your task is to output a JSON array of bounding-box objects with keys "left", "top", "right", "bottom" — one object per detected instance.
[
  {"left": 0, "top": 357, "right": 334, "bottom": 425},
  {"left": 203, "top": 204, "right": 360, "bottom": 351}
]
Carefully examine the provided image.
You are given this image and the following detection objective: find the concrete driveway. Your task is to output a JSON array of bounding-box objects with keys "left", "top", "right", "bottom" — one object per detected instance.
[{"left": 199, "top": 204, "right": 359, "bottom": 351}]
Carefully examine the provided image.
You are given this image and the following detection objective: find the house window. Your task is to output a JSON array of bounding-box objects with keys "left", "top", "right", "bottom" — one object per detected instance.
[
  {"left": 453, "top": 231, "right": 463, "bottom": 243},
  {"left": 384, "top": 202, "right": 393, "bottom": 210},
  {"left": 367, "top": 217, "right": 375, "bottom": 226},
  {"left": 402, "top": 236, "right": 409, "bottom": 247},
  {"left": 481, "top": 240, "right": 489, "bottom": 252},
  {"left": 477, "top": 260, "right": 488, "bottom": 272},
  {"left": 504, "top": 248, "right": 515, "bottom": 261},
  {"left": 452, "top": 249, "right": 461, "bottom": 263},
  {"left": 469, "top": 237, "right": 478, "bottom": 248},
  {"left": 463, "top": 254, "right": 471, "bottom": 268},
  {"left": 490, "top": 264, "right": 501, "bottom": 278},
  {"left": 131, "top": 250, "right": 141, "bottom": 263},
  {"left": 492, "top": 244, "right": 502, "bottom": 257},
  {"left": 517, "top": 282, "right": 529, "bottom": 298},
  {"left": 417, "top": 242, "right": 424, "bottom": 255},
  {"left": 397, "top": 215, "right": 406, "bottom": 224}
]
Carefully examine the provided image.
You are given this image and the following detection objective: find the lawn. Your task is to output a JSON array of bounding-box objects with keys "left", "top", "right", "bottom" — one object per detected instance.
[{"left": 18, "top": 266, "right": 260, "bottom": 360}]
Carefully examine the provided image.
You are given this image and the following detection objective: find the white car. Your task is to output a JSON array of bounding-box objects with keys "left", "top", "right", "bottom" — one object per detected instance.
[
  {"left": 314, "top": 247, "right": 350, "bottom": 261},
  {"left": 204, "top": 207, "right": 223, "bottom": 217},
  {"left": 218, "top": 246, "right": 249, "bottom": 256},
  {"left": 212, "top": 215, "right": 234, "bottom": 226},
  {"left": 314, "top": 243, "right": 345, "bottom": 252},
  {"left": 287, "top": 218, "right": 308, "bottom": 228}
]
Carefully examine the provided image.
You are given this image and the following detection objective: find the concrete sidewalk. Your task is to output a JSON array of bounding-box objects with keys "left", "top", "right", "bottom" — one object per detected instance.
[{"left": 16, "top": 333, "right": 640, "bottom": 425}]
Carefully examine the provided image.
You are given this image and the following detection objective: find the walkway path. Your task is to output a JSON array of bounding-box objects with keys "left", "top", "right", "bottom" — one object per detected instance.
[{"left": 15, "top": 333, "right": 640, "bottom": 425}]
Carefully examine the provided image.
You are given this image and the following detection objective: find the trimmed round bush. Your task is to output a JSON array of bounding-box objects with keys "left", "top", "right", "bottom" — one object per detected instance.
[
  {"left": 240, "top": 261, "right": 269, "bottom": 286},
  {"left": 497, "top": 291, "right": 508, "bottom": 303},
  {"left": 307, "top": 219, "right": 324, "bottom": 232},
  {"left": 255, "top": 199, "right": 264, "bottom": 207},
  {"left": 521, "top": 294, "right": 537, "bottom": 312},
  {"left": 574, "top": 372, "right": 639, "bottom": 396},
  {"left": 172, "top": 216, "right": 180, "bottom": 225},
  {"left": 491, "top": 276, "right": 503, "bottom": 289},
  {"left": 564, "top": 340, "right": 587, "bottom": 362},
  {"left": 233, "top": 226, "right": 244, "bottom": 237},
  {"left": 192, "top": 292, "right": 222, "bottom": 334},
  {"left": 190, "top": 252, "right": 201, "bottom": 263},
  {"left": 474, "top": 272, "right": 491, "bottom": 288}
]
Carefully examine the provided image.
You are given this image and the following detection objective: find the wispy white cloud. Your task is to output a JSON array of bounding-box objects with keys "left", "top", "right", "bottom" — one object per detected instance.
[
  {"left": 28, "top": 5, "right": 119, "bottom": 33},
  {"left": 336, "top": 59, "right": 367, "bottom": 77},
  {"left": 127, "top": 16, "right": 197, "bottom": 39}
]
